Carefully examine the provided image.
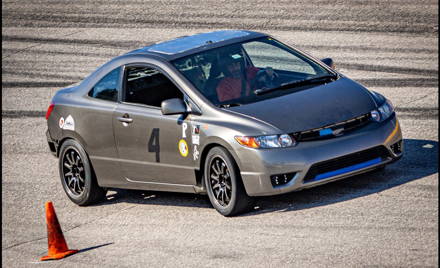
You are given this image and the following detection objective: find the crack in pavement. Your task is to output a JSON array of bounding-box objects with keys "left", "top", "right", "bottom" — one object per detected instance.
[{"left": 398, "top": 94, "right": 431, "bottom": 106}]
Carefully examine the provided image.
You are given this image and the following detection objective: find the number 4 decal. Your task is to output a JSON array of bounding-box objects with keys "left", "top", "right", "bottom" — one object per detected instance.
[{"left": 148, "top": 128, "right": 160, "bottom": 162}]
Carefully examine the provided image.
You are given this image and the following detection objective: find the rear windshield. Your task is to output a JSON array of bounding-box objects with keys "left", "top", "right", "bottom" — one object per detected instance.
[{"left": 172, "top": 37, "right": 333, "bottom": 107}]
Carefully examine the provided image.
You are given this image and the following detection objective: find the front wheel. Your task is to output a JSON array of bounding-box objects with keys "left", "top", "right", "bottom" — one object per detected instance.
[
  {"left": 59, "top": 139, "right": 106, "bottom": 206},
  {"left": 204, "top": 147, "right": 252, "bottom": 216}
]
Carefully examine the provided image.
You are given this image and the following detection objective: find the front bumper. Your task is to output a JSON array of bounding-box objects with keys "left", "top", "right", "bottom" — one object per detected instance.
[{"left": 236, "top": 115, "right": 403, "bottom": 196}]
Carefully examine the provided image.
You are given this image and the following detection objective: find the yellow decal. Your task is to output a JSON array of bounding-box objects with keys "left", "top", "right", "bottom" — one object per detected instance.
[{"left": 178, "top": 139, "right": 189, "bottom": 157}]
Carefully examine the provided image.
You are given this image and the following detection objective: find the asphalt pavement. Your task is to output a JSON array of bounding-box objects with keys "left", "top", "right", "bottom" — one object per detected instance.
[{"left": 2, "top": 1, "right": 438, "bottom": 267}]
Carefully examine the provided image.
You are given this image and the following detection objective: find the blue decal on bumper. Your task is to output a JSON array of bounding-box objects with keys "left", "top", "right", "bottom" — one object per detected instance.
[{"left": 308, "top": 157, "right": 382, "bottom": 182}]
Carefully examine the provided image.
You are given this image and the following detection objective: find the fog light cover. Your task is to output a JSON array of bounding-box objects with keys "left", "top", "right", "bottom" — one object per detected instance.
[
  {"left": 270, "top": 172, "right": 296, "bottom": 187},
  {"left": 390, "top": 140, "right": 403, "bottom": 155}
]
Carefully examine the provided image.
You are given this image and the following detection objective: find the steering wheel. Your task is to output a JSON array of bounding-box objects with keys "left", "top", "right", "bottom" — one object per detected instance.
[{"left": 255, "top": 67, "right": 279, "bottom": 89}]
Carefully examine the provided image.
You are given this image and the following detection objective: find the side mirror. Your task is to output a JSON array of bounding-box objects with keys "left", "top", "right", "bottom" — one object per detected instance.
[
  {"left": 321, "top": 58, "right": 335, "bottom": 69},
  {"left": 161, "top": 98, "right": 188, "bottom": 115}
]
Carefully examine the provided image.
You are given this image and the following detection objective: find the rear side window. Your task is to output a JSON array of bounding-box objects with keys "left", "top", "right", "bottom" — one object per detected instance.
[
  {"left": 124, "top": 66, "right": 183, "bottom": 107},
  {"left": 88, "top": 67, "right": 120, "bottom": 102}
]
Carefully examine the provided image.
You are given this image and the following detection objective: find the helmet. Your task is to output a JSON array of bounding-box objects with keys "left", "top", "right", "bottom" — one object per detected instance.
[{"left": 219, "top": 52, "right": 244, "bottom": 77}]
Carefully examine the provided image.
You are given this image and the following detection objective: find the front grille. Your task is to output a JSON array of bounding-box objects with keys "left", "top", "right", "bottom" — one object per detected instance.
[
  {"left": 293, "top": 113, "right": 371, "bottom": 141},
  {"left": 303, "top": 146, "right": 390, "bottom": 183}
]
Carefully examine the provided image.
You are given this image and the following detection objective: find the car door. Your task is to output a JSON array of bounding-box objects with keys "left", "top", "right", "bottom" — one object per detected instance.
[{"left": 113, "top": 64, "right": 197, "bottom": 187}]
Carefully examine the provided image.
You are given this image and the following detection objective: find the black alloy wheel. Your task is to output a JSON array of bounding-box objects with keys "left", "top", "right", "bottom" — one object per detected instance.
[
  {"left": 204, "top": 147, "right": 252, "bottom": 216},
  {"left": 62, "top": 148, "right": 85, "bottom": 196},
  {"left": 209, "top": 156, "right": 233, "bottom": 207},
  {"left": 59, "top": 139, "right": 106, "bottom": 206}
]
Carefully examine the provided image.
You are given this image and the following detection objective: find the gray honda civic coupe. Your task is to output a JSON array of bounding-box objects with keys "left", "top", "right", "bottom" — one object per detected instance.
[{"left": 46, "top": 30, "right": 403, "bottom": 216}]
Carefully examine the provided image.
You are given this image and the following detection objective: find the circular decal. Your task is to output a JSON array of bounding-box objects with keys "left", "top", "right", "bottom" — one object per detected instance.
[
  {"left": 59, "top": 117, "right": 65, "bottom": 129},
  {"left": 178, "top": 139, "right": 189, "bottom": 157}
]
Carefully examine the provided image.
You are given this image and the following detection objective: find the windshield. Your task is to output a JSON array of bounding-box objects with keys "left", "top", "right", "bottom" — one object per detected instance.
[{"left": 172, "top": 37, "right": 334, "bottom": 107}]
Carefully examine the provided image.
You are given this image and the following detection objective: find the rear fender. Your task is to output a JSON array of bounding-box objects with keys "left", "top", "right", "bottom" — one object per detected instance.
[{"left": 57, "top": 131, "right": 89, "bottom": 158}]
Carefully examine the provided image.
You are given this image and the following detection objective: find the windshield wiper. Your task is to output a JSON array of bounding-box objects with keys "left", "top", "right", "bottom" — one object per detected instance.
[
  {"left": 219, "top": 103, "right": 242, "bottom": 108},
  {"left": 254, "top": 73, "right": 338, "bottom": 95}
]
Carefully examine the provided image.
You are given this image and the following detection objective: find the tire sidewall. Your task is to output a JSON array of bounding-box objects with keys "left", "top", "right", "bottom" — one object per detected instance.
[
  {"left": 59, "top": 139, "right": 94, "bottom": 205},
  {"left": 204, "top": 147, "right": 241, "bottom": 216}
]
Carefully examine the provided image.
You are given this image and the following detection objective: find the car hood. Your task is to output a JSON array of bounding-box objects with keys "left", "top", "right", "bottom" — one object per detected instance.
[{"left": 227, "top": 77, "right": 376, "bottom": 133}]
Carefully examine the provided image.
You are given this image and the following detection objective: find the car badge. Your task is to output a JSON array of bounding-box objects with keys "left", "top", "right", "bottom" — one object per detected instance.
[{"left": 332, "top": 128, "right": 344, "bottom": 136}]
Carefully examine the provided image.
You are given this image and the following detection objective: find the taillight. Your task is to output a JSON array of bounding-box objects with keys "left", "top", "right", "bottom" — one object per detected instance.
[{"left": 46, "top": 103, "right": 55, "bottom": 120}]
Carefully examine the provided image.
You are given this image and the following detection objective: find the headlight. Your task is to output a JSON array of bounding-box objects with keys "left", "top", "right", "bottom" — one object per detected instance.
[
  {"left": 371, "top": 99, "right": 394, "bottom": 122},
  {"left": 235, "top": 134, "right": 297, "bottom": 149}
]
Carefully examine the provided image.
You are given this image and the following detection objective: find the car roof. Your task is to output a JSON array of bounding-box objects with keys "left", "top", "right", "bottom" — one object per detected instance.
[{"left": 125, "top": 30, "right": 267, "bottom": 61}]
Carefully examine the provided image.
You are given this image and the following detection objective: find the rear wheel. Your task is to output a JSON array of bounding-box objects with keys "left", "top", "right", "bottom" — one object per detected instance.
[
  {"left": 204, "top": 147, "right": 252, "bottom": 216},
  {"left": 59, "top": 139, "right": 106, "bottom": 206}
]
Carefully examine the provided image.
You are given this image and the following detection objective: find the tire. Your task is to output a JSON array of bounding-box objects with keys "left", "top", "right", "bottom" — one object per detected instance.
[
  {"left": 204, "top": 147, "right": 252, "bottom": 216},
  {"left": 59, "top": 139, "right": 106, "bottom": 206}
]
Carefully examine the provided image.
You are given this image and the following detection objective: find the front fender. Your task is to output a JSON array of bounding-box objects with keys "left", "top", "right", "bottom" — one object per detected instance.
[{"left": 197, "top": 135, "right": 243, "bottom": 173}]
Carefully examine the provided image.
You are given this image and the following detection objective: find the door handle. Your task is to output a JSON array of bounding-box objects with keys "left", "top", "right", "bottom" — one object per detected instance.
[{"left": 117, "top": 115, "right": 133, "bottom": 123}]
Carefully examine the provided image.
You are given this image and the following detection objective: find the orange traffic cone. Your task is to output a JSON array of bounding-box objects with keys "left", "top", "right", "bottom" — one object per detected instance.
[{"left": 40, "top": 202, "right": 78, "bottom": 261}]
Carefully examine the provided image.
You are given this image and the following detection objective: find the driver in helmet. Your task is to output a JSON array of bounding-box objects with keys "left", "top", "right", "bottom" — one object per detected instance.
[
  {"left": 216, "top": 54, "right": 278, "bottom": 102},
  {"left": 215, "top": 54, "right": 259, "bottom": 102}
]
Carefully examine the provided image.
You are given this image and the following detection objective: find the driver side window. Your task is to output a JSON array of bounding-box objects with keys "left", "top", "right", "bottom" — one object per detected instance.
[{"left": 123, "top": 66, "right": 183, "bottom": 107}]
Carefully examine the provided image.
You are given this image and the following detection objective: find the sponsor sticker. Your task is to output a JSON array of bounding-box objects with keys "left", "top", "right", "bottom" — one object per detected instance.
[
  {"left": 191, "top": 124, "right": 201, "bottom": 145},
  {"left": 178, "top": 139, "right": 189, "bottom": 157},
  {"left": 192, "top": 135, "right": 200, "bottom": 145},
  {"left": 59, "top": 115, "right": 75, "bottom": 130},
  {"left": 59, "top": 117, "right": 65, "bottom": 129},
  {"left": 193, "top": 145, "right": 199, "bottom": 161},
  {"left": 192, "top": 125, "right": 200, "bottom": 135},
  {"left": 63, "top": 115, "right": 75, "bottom": 131}
]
